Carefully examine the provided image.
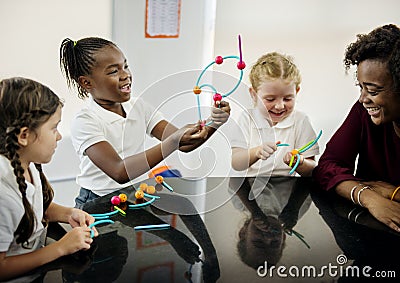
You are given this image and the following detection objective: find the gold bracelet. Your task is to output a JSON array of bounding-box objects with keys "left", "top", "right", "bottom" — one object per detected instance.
[{"left": 390, "top": 186, "right": 400, "bottom": 201}]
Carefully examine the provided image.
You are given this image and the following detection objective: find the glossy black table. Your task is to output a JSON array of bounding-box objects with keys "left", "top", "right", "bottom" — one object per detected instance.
[{"left": 33, "top": 176, "right": 400, "bottom": 282}]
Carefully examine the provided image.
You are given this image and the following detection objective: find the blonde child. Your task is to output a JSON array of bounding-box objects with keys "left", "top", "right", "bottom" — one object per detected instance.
[
  {"left": 231, "top": 52, "right": 319, "bottom": 177},
  {"left": 59, "top": 37, "right": 230, "bottom": 207},
  {"left": 0, "top": 77, "right": 97, "bottom": 281}
]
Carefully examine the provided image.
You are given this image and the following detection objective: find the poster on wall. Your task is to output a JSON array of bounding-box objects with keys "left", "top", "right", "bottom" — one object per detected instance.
[{"left": 145, "top": 0, "right": 181, "bottom": 38}]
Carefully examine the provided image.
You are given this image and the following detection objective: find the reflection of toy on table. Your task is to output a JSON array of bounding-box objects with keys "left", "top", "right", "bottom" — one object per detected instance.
[{"left": 89, "top": 165, "right": 183, "bottom": 236}]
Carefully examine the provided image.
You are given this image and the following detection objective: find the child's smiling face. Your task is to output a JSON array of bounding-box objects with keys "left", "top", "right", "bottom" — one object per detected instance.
[{"left": 250, "top": 78, "right": 298, "bottom": 126}]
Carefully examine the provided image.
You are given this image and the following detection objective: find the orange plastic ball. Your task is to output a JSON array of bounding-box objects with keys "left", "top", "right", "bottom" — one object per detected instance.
[
  {"left": 135, "top": 198, "right": 144, "bottom": 204},
  {"left": 146, "top": 185, "right": 156, "bottom": 194},
  {"left": 155, "top": 175, "right": 164, "bottom": 184},
  {"left": 119, "top": 203, "right": 128, "bottom": 211},
  {"left": 193, "top": 86, "right": 202, "bottom": 95},
  {"left": 135, "top": 190, "right": 144, "bottom": 199},
  {"left": 139, "top": 183, "right": 148, "bottom": 191},
  {"left": 291, "top": 149, "right": 299, "bottom": 155},
  {"left": 119, "top": 193, "right": 127, "bottom": 203}
]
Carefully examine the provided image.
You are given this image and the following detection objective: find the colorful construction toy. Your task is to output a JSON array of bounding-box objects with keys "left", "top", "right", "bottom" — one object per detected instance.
[{"left": 193, "top": 35, "right": 245, "bottom": 126}]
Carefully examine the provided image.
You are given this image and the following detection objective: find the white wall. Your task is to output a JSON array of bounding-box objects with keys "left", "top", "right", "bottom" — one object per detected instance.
[
  {"left": 112, "top": 0, "right": 400, "bottom": 177},
  {"left": 112, "top": 0, "right": 222, "bottom": 178},
  {"left": 213, "top": 0, "right": 400, "bottom": 155},
  {"left": 0, "top": 0, "right": 113, "bottom": 182}
]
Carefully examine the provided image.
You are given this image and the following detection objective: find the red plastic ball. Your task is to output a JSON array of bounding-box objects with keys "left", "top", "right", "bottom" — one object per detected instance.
[
  {"left": 111, "top": 196, "right": 121, "bottom": 205},
  {"left": 237, "top": 61, "right": 246, "bottom": 70},
  {"left": 215, "top": 56, "right": 223, "bottom": 64},
  {"left": 213, "top": 93, "right": 222, "bottom": 102}
]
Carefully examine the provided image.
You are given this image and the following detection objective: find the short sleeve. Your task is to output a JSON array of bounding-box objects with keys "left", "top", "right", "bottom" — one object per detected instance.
[
  {"left": 229, "top": 110, "right": 251, "bottom": 149},
  {"left": 70, "top": 112, "right": 107, "bottom": 156},
  {"left": 0, "top": 193, "right": 23, "bottom": 252},
  {"left": 140, "top": 99, "right": 165, "bottom": 136},
  {"left": 295, "top": 113, "right": 320, "bottom": 158}
]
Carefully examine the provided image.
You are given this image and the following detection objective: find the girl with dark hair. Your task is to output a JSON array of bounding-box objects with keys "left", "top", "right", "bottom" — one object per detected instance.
[
  {"left": 59, "top": 37, "right": 230, "bottom": 207},
  {"left": 0, "top": 77, "right": 97, "bottom": 281}
]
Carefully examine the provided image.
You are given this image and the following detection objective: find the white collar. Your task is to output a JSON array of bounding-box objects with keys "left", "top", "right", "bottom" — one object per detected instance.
[
  {"left": 88, "top": 96, "right": 136, "bottom": 123},
  {"left": 252, "top": 108, "right": 296, "bottom": 129}
]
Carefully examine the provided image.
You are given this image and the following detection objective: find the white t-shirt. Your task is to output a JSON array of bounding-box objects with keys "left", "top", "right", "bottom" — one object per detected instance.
[
  {"left": 0, "top": 155, "right": 46, "bottom": 256},
  {"left": 71, "top": 96, "right": 164, "bottom": 196},
  {"left": 230, "top": 108, "right": 320, "bottom": 176}
]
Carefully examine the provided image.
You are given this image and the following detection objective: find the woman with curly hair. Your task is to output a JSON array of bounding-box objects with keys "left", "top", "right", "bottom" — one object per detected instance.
[{"left": 313, "top": 24, "right": 400, "bottom": 232}]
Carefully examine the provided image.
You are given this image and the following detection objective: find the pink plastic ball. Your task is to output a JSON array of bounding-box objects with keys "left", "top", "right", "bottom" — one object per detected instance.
[
  {"left": 111, "top": 196, "right": 121, "bottom": 205},
  {"left": 215, "top": 56, "right": 223, "bottom": 64},
  {"left": 237, "top": 61, "right": 246, "bottom": 70},
  {"left": 213, "top": 93, "right": 222, "bottom": 102}
]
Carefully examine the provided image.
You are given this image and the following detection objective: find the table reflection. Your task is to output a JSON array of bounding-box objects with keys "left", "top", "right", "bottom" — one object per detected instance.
[
  {"left": 228, "top": 177, "right": 312, "bottom": 271},
  {"left": 16, "top": 176, "right": 398, "bottom": 283}
]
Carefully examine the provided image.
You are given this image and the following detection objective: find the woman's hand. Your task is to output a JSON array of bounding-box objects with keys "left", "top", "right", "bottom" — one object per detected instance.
[
  {"left": 362, "top": 181, "right": 397, "bottom": 200},
  {"left": 362, "top": 189, "right": 400, "bottom": 232}
]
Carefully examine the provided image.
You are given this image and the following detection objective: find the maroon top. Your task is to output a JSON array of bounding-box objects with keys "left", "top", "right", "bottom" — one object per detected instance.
[{"left": 313, "top": 101, "right": 400, "bottom": 191}]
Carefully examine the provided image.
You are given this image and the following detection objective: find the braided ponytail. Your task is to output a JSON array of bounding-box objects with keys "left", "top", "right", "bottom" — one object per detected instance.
[
  {"left": 60, "top": 37, "right": 116, "bottom": 99},
  {"left": 5, "top": 127, "right": 36, "bottom": 246},
  {"left": 0, "top": 77, "right": 61, "bottom": 246}
]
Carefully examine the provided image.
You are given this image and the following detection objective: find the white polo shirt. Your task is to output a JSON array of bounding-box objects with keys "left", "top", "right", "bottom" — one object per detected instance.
[
  {"left": 70, "top": 96, "right": 164, "bottom": 196},
  {"left": 0, "top": 155, "right": 46, "bottom": 256},
  {"left": 230, "top": 108, "right": 319, "bottom": 176}
]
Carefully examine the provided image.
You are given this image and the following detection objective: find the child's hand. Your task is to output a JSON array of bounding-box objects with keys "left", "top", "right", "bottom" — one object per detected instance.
[
  {"left": 255, "top": 141, "right": 277, "bottom": 160},
  {"left": 175, "top": 122, "right": 208, "bottom": 152},
  {"left": 69, "top": 208, "right": 98, "bottom": 237},
  {"left": 283, "top": 152, "right": 303, "bottom": 167},
  {"left": 210, "top": 100, "right": 230, "bottom": 127},
  {"left": 57, "top": 226, "right": 93, "bottom": 256}
]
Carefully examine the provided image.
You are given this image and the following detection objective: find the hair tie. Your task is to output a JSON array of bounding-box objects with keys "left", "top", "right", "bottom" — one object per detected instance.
[{"left": 73, "top": 41, "right": 77, "bottom": 47}]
